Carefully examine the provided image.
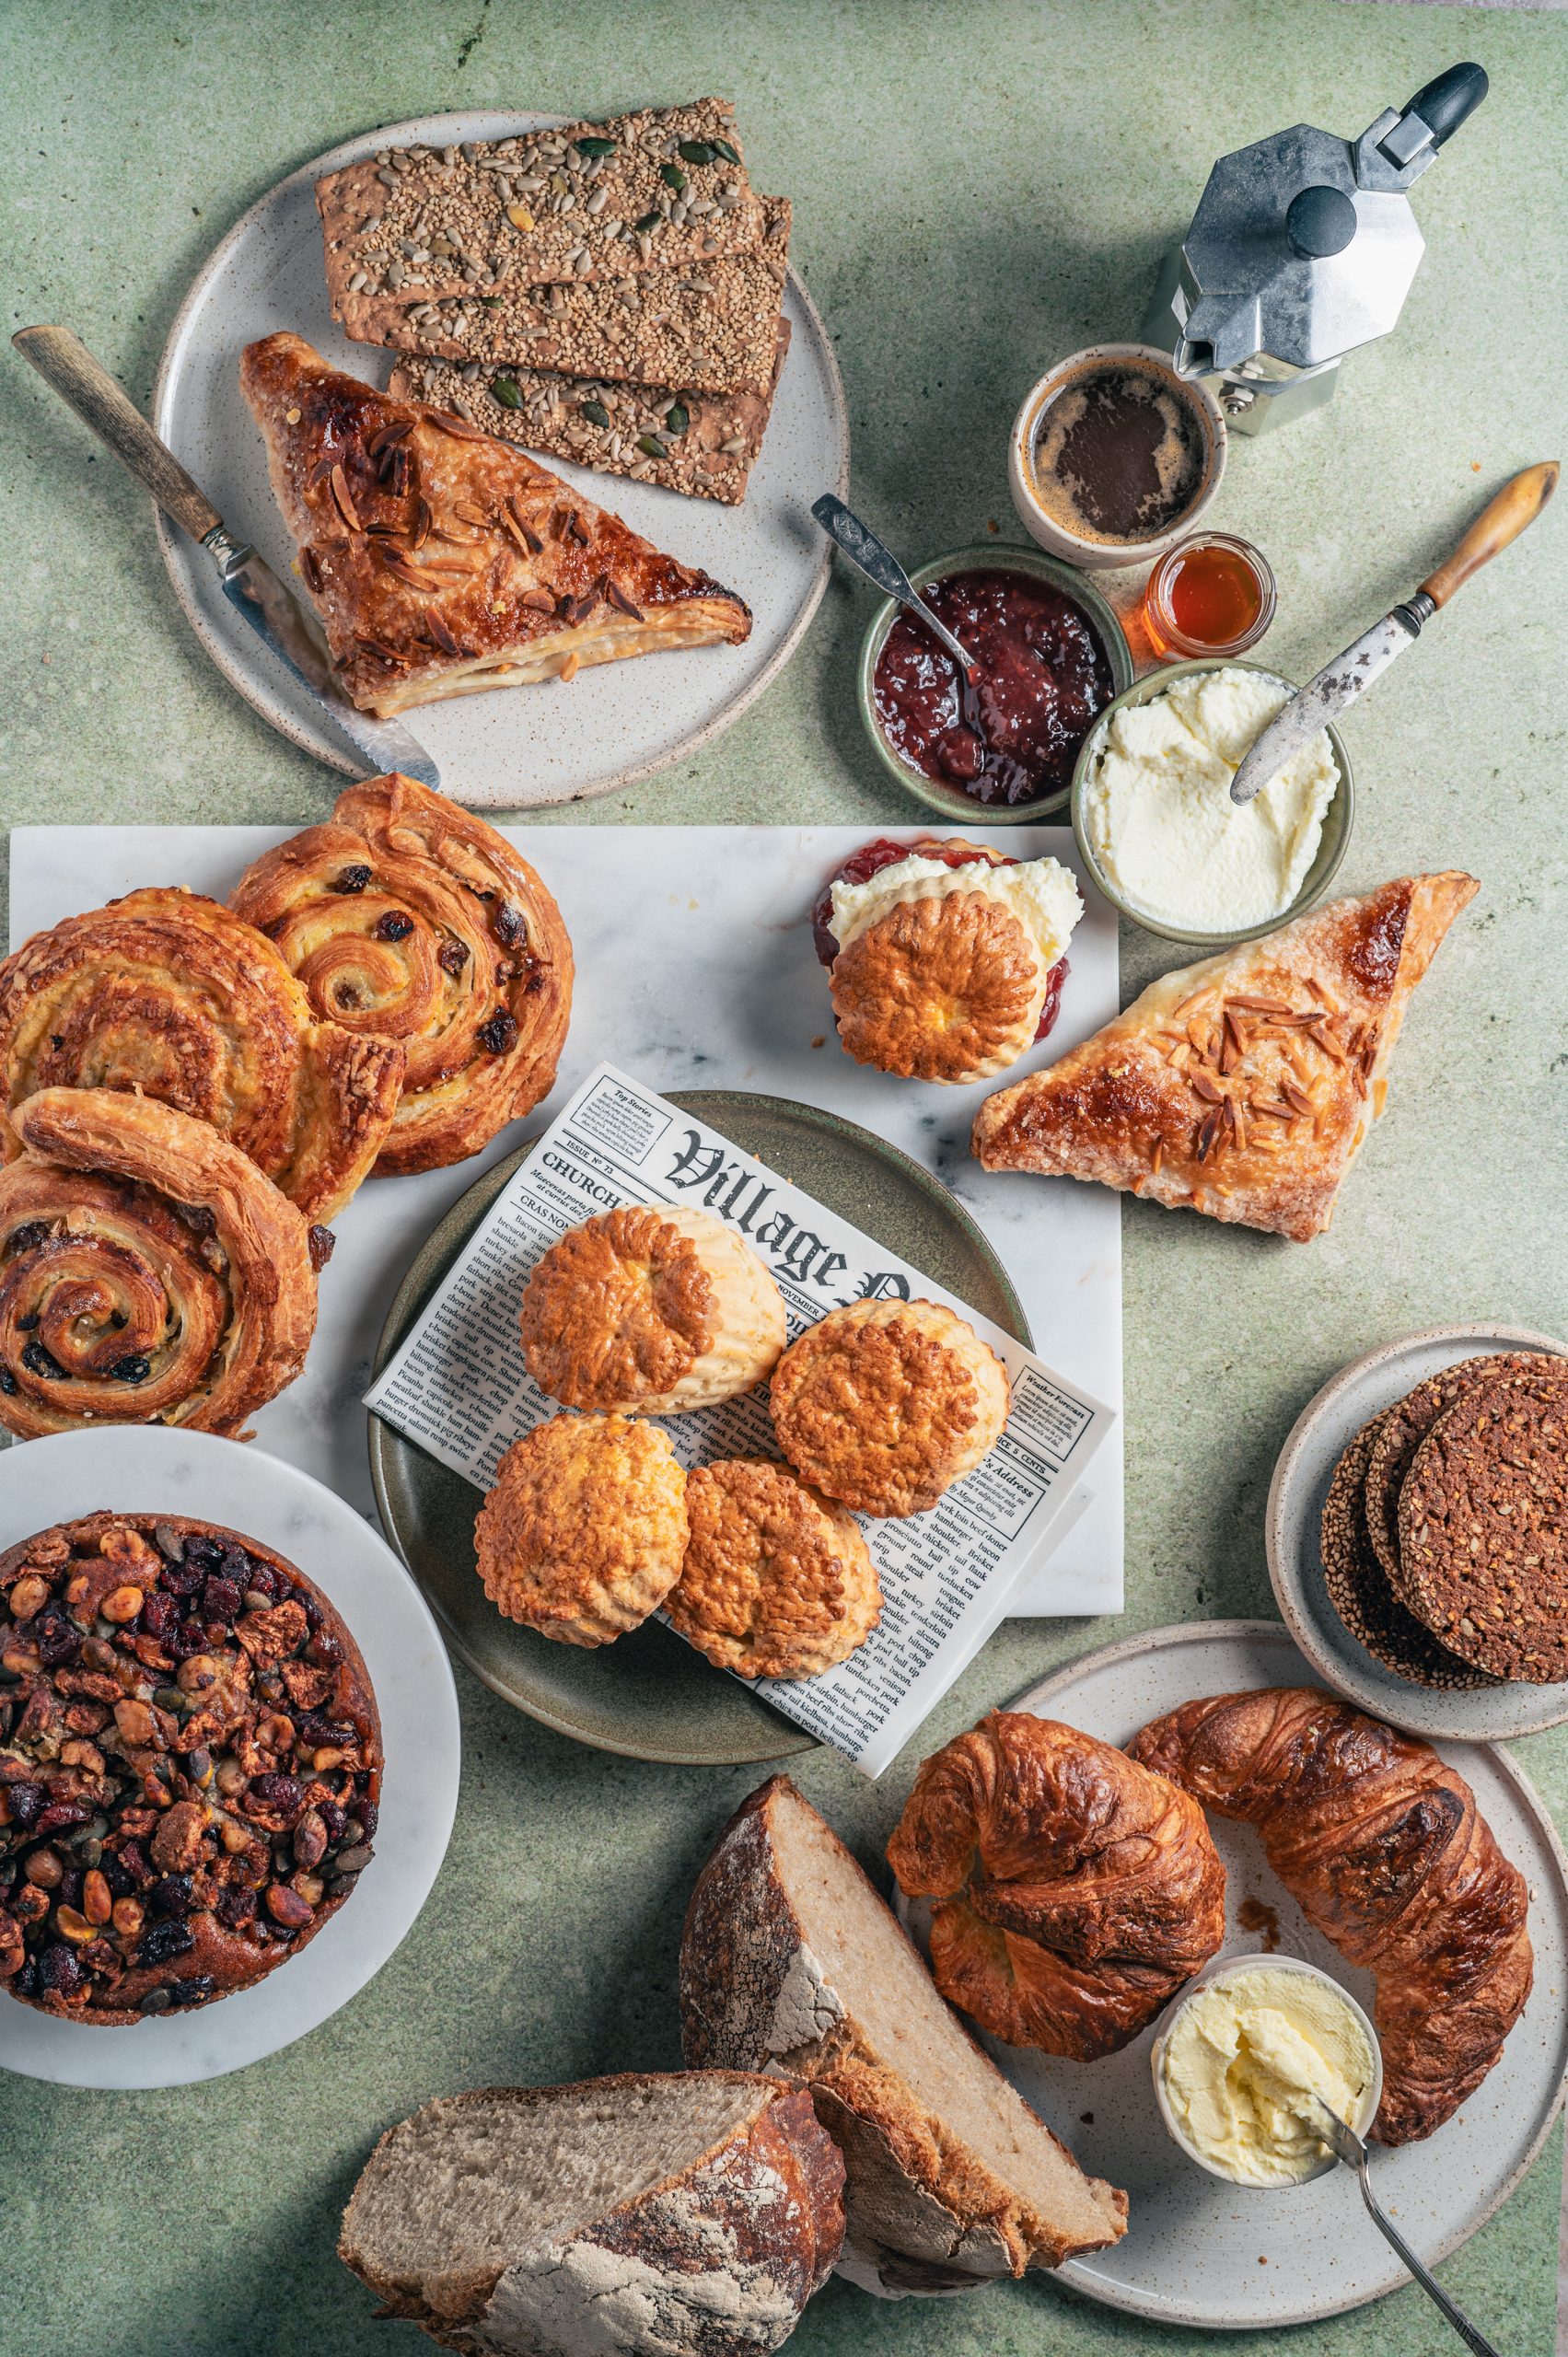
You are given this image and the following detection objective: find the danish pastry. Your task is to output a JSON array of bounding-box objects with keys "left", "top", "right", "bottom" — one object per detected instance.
[
  {"left": 0, "top": 887, "right": 401, "bottom": 1223},
  {"left": 230, "top": 773, "right": 572, "bottom": 1176},
  {"left": 666, "top": 1457, "right": 881, "bottom": 1679},
  {"left": 769, "top": 1299, "right": 1009, "bottom": 1517},
  {"left": 473, "top": 1412, "right": 689, "bottom": 1648},
  {"left": 0, "top": 1086, "right": 317, "bottom": 1439},
  {"left": 519, "top": 1206, "right": 785, "bottom": 1416},
  {"left": 826, "top": 844, "right": 1082, "bottom": 1086}
]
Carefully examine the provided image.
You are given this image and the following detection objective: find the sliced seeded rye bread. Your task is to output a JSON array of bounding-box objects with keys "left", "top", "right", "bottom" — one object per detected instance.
[
  {"left": 339, "top": 2071, "right": 844, "bottom": 2357},
  {"left": 679, "top": 1777, "right": 1127, "bottom": 2296}
]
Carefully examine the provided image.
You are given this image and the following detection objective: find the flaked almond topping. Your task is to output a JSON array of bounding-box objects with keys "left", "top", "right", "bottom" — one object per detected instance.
[
  {"left": 1150, "top": 1137, "right": 1164, "bottom": 1175},
  {"left": 373, "top": 549, "right": 438, "bottom": 592},
  {"left": 1251, "top": 1097, "right": 1296, "bottom": 1120},
  {"left": 1193, "top": 1109, "right": 1224, "bottom": 1163},
  {"left": 1229, "top": 994, "right": 1295, "bottom": 1016},
  {"left": 1191, "top": 1073, "right": 1224, "bottom": 1105},
  {"left": 1281, "top": 1079, "right": 1314, "bottom": 1118},
  {"left": 1220, "top": 1010, "right": 1244, "bottom": 1073},
  {"left": 329, "top": 463, "right": 362, "bottom": 533},
  {"left": 505, "top": 494, "right": 544, "bottom": 553}
]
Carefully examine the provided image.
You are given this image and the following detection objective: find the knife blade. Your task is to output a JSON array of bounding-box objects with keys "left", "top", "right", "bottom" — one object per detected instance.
[
  {"left": 12, "top": 322, "right": 440, "bottom": 792},
  {"left": 1230, "top": 460, "right": 1559, "bottom": 806}
]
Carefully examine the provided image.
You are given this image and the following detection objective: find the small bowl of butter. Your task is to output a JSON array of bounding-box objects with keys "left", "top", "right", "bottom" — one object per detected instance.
[
  {"left": 1069, "top": 659, "right": 1353, "bottom": 946},
  {"left": 1151, "top": 1954, "right": 1382, "bottom": 2189}
]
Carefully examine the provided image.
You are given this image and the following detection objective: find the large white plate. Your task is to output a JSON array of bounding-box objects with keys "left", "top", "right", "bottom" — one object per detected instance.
[
  {"left": 152, "top": 109, "right": 848, "bottom": 807},
  {"left": 897, "top": 1620, "right": 1568, "bottom": 2331},
  {"left": 1266, "top": 1323, "right": 1568, "bottom": 1740},
  {"left": 0, "top": 1428, "right": 459, "bottom": 2089}
]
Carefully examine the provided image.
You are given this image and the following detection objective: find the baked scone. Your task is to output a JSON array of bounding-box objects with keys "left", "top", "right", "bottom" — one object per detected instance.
[
  {"left": 240, "top": 332, "right": 751, "bottom": 717},
  {"left": 666, "top": 1457, "right": 881, "bottom": 1679},
  {"left": 0, "top": 1511, "right": 379, "bottom": 2024},
  {"left": 0, "top": 1087, "right": 317, "bottom": 1438},
  {"left": 769, "top": 1300, "right": 1010, "bottom": 1517},
  {"left": 888, "top": 1712, "right": 1226, "bottom": 2060},
  {"left": 230, "top": 772, "right": 572, "bottom": 1177},
  {"left": 0, "top": 886, "right": 401, "bottom": 1223},
  {"left": 827, "top": 844, "right": 1083, "bottom": 1086},
  {"left": 973, "top": 873, "right": 1478, "bottom": 1240},
  {"left": 473, "top": 1413, "right": 689, "bottom": 1647},
  {"left": 519, "top": 1207, "right": 785, "bottom": 1416}
]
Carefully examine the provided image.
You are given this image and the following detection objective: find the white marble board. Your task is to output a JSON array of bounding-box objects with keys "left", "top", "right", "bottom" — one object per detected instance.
[{"left": 8, "top": 825, "right": 1122, "bottom": 1616}]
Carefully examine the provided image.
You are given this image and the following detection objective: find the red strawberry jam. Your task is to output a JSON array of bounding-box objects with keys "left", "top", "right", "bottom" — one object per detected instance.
[{"left": 812, "top": 836, "right": 1069, "bottom": 1043}]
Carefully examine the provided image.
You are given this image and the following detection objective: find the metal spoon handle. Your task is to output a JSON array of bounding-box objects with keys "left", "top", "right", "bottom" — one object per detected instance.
[
  {"left": 811, "top": 493, "right": 975, "bottom": 673},
  {"left": 1351, "top": 2156, "right": 1502, "bottom": 2357}
]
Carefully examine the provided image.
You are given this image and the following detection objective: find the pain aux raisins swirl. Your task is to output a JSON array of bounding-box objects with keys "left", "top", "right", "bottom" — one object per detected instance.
[
  {"left": 229, "top": 772, "right": 573, "bottom": 1176},
  {"left": 0, "top": 1087, "right": 317, "bottom": 1440},
  {"left": 0, "top": 1513, "right": 380, "bottom": 2022}
]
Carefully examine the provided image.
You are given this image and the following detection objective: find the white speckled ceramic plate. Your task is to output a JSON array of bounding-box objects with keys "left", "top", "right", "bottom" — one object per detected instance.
[
  {"left": 152, "top": 110, "right": 848, "bottom": 807},
  {"left": 0, "top": 1428, "right": 459, "bottom": 2090},
  {"left": 895, "top": 1621, "right": 1568, "bottom": 2332},
  {"left": 1266, "top": 1324, "right": 1568, "bottom": 1739}
]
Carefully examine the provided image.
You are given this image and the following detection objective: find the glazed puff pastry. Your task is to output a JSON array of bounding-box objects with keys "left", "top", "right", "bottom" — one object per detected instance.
[
  {"left": 239, "top": 331, "right": 751, "bottom": 716},
  {"left": 230, "top": 773, "right": 572, "bottom": 1176},
  {"left": 0, "top": 1087, "right": 317, "bottom": 1438},
  {"left": 0, "top": 888, "right": 401, "bottom": 1224}
]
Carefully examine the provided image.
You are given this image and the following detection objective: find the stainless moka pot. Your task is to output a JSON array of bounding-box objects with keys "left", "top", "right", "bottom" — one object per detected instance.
[{"left": 1144, "top": 64, "right": 1488, "bottom": 435}]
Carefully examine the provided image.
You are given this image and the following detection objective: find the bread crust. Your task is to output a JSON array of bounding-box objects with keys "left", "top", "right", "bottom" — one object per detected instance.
[
  {"left": 474, "top": 1413, "right": 689, "bottom": 1647},
  {"left": 972, "top": 873, "right": 1478, "bottom": 1240},
  {"left": 231, "top": 772, "right": 573, "bottom": 1177},
  {"left": 830, "top": 892, "right": 1049, "bottom": 1086},
  {"left": 667, "top": 1458, "right": 881, "bottom": 1679}
]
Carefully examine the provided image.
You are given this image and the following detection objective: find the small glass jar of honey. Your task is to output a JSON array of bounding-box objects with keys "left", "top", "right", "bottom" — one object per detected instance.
[{"left": 1141, "top": 532, "right": 1276, "bottom": 659}]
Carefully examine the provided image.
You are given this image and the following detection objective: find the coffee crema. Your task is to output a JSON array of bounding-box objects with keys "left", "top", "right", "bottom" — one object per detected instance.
[{"left": 1030, "top": 363, "right": 1206, "bottom": 546}]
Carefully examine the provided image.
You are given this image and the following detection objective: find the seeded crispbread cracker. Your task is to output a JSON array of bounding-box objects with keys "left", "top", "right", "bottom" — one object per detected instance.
[
  {"left": 353, "top": 199, "right": 790, "bottom": 401},
  {"left": 1319, "top": 1409, "right": 1494, "bottom": 1690},
  {"left": 1394, "top": 1367, "right": 1568, "bottom": 1683},
  {"left": 390, "top": 320, "right": 789, "bottom": 507},
  {"left": 1364, "top": 1351, "right": 1566, "bottom": 1581},
  {"left": 318, "top": 100, "right": 764, "bottom": 315}
]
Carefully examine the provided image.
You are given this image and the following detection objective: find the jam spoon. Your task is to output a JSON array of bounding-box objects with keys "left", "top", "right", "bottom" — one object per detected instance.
[
  {"left": 811, "top": 494, "right": 977, "bottom": 674},
  {"left": 1306, "top": 2098, "right": 1503, "bottom": 2355}
]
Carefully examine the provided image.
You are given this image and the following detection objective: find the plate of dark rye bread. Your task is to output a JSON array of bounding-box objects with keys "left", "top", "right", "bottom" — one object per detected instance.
[{"left": 152, "top": 99, "right": 848, "bottom": 807}]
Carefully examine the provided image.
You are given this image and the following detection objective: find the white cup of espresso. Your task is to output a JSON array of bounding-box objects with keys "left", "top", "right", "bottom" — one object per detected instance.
[{"left": 1008, "top": 343, "right": 1227, "bottom": 571}]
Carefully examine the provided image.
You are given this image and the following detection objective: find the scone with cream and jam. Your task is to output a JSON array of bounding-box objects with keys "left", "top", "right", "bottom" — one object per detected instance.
[
  {"left": 519, "top": 1206, "right": 786, "bottom": 1416},
  {"left": 819, "top": 837, "right": 1083, "bottom": 1085},
  {"left": 770, "top": 1299, "right": 1010, "bottom": 1517},
  {"left": 474, "top": 1412, "right": 689, "bottom": 1647},
  {"left": 666, "top": 1457, "right": 882, "bottom": 1679}
]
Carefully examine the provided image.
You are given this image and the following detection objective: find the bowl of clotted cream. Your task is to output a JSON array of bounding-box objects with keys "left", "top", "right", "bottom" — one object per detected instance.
[
  {"left": 1151, "top": 1954, "right": 1382, "bottom": 2189},
  {"left": 1069, "top": 660, "right": 1353, "bottom": 946}
]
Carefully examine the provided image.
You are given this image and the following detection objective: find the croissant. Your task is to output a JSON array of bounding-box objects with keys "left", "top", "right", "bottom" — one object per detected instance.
[
  {"left": 0, "top": 1087, "right": 317, "bottom": 1439},
  {"left": 887, "top": 1712, "right": 1227, "bottom": 2061},
  {"left": 1129, "top": 1688, "right": 1533, "bottom": 2143},
  {"left": 0, "top": 887, "right": 401, "bottom": 1223},
  {"left": 230, "top": 774, "right": 573, "bottom": 1176}
]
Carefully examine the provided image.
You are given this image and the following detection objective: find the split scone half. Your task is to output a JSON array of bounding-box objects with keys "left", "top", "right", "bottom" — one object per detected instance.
[
  {"left": 519, "top": 1206, "right": 785, "bottom": 1416},
  {"left": 473, "top": 1412, "right": 687, "bottom": 1647},
  {"left": 665, "top": 1457, "right": 882, "bottom": 1679},
  {"left": 827, "top": 843, "right": 1083, "bottom": 1085},
  {"left": 769, "top": 1299, "right": 1010, "bottom": 1517},
  {"left": 240, "top": 331, "right": 751, "bottom": 716}
]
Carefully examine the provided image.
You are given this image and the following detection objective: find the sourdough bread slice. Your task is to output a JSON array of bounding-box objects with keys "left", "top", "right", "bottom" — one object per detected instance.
[
  {"left": 679, "top": 1778, "right": 1127, "bottom": 2295},
  {"left": 340, "top": 2070, "right": 843, "bottom": 2356}
]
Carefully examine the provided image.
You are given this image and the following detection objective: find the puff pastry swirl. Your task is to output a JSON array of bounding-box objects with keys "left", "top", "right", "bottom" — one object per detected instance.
[
  {"left": 230, "top": 774, "right": 572, "bottom": 1176},
  {"left": 239, "top": 331, "right": 751, "bottom": 716},
  {"left": 0, "top": 1087, "right": 317, "bottom": 1439},
  {"left": 0, "top": 888, "right": 401, "bottom": 1224}
]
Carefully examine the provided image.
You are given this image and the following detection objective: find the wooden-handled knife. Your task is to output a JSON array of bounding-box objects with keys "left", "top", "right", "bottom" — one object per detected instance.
[
  {"left": 12, "top": 323, "right": 440, "bottom": 790},
  {"left": 1230, "top": 461, "right": 1558, "bottom": 805}
]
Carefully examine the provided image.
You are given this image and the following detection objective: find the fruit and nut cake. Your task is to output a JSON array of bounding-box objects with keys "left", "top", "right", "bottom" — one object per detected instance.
[{"left": 0, "top": 1511, "right": 380, "bottom": 2023}]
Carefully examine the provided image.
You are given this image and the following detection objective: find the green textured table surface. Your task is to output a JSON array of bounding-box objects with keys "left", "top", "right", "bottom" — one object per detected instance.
[{"left": 3, "top": 2, "right": 1566, "bottom": 2351}]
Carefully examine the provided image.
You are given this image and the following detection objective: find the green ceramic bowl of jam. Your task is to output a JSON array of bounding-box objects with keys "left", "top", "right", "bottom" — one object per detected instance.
[{"left": 855, "top": 544, "right": 1134, "bottom": 825}]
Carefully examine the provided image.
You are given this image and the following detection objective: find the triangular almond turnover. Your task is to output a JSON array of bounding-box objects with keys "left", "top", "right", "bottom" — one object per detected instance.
[
  {"left": 972, "top": 873, "right": 1478, "bottom": 1241},
  {"left": 239, "top": 331, "right": 751, "bottom": 717}
]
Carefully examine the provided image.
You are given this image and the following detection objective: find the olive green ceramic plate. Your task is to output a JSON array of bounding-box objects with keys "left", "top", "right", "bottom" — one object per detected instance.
[{"left": 368, "top": 1090, "right": 1030, "bottom": 1766}]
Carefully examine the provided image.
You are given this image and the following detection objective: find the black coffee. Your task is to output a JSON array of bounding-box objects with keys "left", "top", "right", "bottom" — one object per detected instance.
[{"left": 1031, "top": 364, "right": 1206, "bottom": 544}]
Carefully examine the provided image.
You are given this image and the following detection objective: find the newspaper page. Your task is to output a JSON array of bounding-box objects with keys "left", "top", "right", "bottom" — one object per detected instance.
[{"left": 366, "top": 1065, "right": 1114, "bottom": 1777}]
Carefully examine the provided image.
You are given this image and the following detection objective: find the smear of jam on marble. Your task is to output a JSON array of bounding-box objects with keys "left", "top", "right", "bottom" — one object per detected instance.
[
  {"left": 812, "top": 835, "right": 1068, "bottom": 1043},
  {"left": 872, "top": 569, "right": 1113, "bottom": 807}
]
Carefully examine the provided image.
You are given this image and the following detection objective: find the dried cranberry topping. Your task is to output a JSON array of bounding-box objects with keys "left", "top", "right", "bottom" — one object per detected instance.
[
  {"left": 250, "top": 1772, "right": 304, "bottom": 1814},
  {"left": 168, "top": 1973, "right": 215, "bottom": 2005},
  {"left": 6, "top": 1784, "right": 44, "bottom": 1831},
  {"left": 137, "top": 1918, "right": 194, "bottom": 1967},
  {"left": 148, "top": 1874, "right": 194, "bottom": 1919},
  {"left": 202, "top": 1577, "right": 242, "bottom": 1623},
  {"left": 168, "top": 1620, "right": 210, "bottom": 1661},
  {"left": 34, "top": 1801, "right": 89, "bottom": 1838},
  {"left": 140, "top": 1592, "right": 178, "bottom": 1641},
  {"left": 34, "top": 1612, "right": 81, "bottom": 1669},
  {"left": 38, "top": 1942, "right": 82, "bottom": 1995}
]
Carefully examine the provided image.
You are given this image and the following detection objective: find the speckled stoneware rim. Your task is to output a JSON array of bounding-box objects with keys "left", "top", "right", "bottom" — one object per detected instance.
[
  {"left": 1068, "top": 656, "right": 1354, "bottom": 946},
  {"left": 1266, "top": 1324, "right": 1568, "bottom": 1739},
  {"left": 151, "top": 109, "right": 850, "bottom": 806},
  {"left": 854, "top": 541, "right": 1134, "bottom": 825},
  {"left": 1149, "top": 1951, "right": 1383, "bottom": 2189},
  {"left": 1006, "top": 342, "right": 1228, "bottom": 571},
  {"left": 368, "top": 1090, "right": 1030, "bottom": 1765},
  {"left": 1000, "top": 1618, "right": 1568, "bottom": 2328}
]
